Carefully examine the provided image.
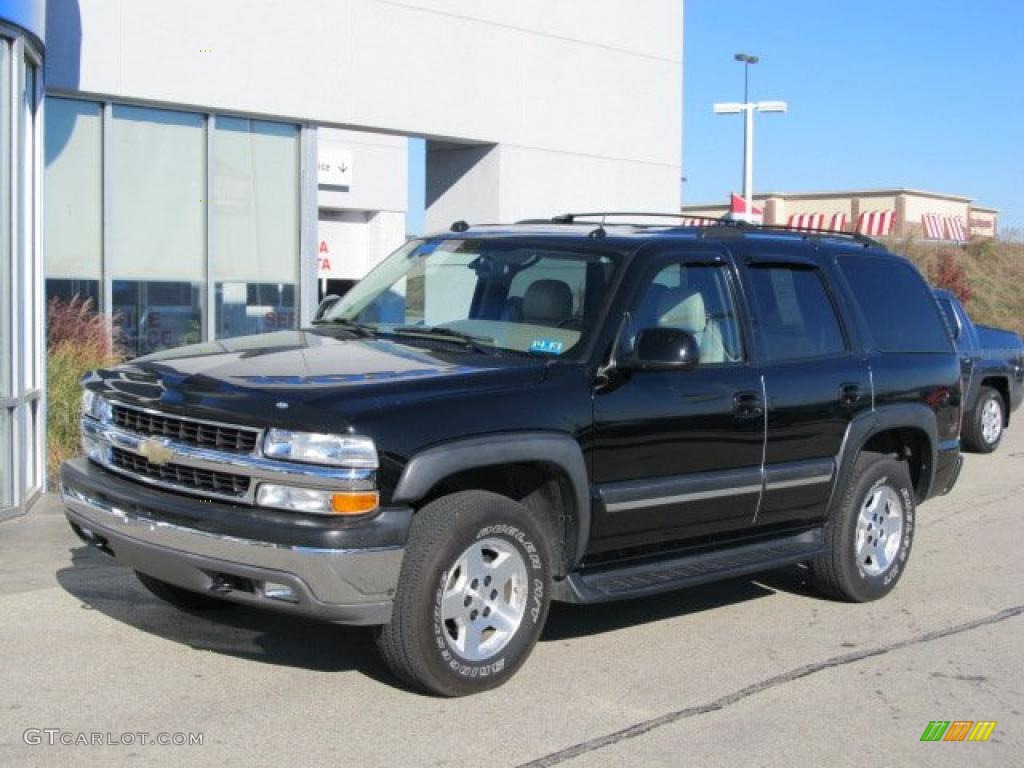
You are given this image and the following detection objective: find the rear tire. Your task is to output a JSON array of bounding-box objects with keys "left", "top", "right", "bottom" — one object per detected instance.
[
  {"left": 135, "top": 571, "right": 231, "bottom": 612},
  {"left": 810, "top": 452, "right": 915, "bottom": 602},
  {"left": 962, "top": 387, "right": 1004, "bottom": 453},
  {"left": 376, "top": 491, "right": 553, "bottom": 697}
]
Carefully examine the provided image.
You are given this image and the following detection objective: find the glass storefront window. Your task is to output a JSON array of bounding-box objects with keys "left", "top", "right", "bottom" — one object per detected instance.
[
  {"left": 1, "top": 39, "right": 8, "bottom": 510},
  {"left": 44, "top": 97, "right": 103, "bottom": 304},
  {"left": 2, "top": 32, "right": 44, "bottom": 513},
  {"left": 44, "top": 278, "right": 100, "bottom": 305},
  {"left": 110, "top": 105, "right": 206, "bottom": 355},
  {"left": 41, "top": 100, "right": 305, "bottom": 357},
  {"left": 112, "top": 280, "right": 202, "bottom": 357},
  {"left": 0, "top": 409, "right": 11, "bottom": 508},
  {"left": 211, "top": 117, "right": 299, "bottom": 339},
  {"left": 1, "top": 37, "right": 11, "bottom": 399}
]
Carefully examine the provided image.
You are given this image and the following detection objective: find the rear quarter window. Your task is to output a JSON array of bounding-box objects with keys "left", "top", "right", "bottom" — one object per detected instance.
[{"left": 837, "top": 255, "right": 952, "bottom": 354}]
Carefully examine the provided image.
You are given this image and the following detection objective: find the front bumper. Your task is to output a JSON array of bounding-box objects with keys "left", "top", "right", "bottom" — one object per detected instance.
[{"left": 61, "top": 459, "right": 409, "bottom": 625}]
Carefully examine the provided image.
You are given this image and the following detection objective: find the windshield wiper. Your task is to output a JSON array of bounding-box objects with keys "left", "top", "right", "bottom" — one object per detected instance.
[
  {"left": 310, "top": 317, "right": 377, "bottom": 337},
  {"left": 391, "top": 326, "right": 498, "bottom": 355}
]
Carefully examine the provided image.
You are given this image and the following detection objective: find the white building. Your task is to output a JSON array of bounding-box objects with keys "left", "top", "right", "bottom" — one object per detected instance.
[{"left": 1, "top": 0, "right": 684, "bottom": 517}]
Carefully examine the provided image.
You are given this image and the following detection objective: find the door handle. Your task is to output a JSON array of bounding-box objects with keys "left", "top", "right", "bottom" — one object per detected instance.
[
  {"left": 839, "top": 383, "right": 863, "bottom": 408},
  {"left": 734, "top": 391, "right": 764, "bottom": 421}
]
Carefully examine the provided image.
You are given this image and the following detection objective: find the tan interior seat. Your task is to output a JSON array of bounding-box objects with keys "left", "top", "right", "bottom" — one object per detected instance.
[{"left": 656, "top": 289, "right": 726, "bottom": 364}]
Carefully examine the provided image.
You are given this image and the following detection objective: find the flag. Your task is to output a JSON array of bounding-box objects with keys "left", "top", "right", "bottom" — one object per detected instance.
[{"left": 728, "top": 193, "right": 763, "bottom": 224}]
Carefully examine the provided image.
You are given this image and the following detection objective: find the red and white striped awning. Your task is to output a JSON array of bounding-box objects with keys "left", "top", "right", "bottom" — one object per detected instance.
[
  {"left": 945, "top": 216, "right": 967, "bottom": 243},
  {"left": 857, "top": 210, "right": 895, "bottom": 236},
  {"left": 829, "top": 212, "right": 848, "bottom": 231},
  {"left": 787, "top": 213, "right": 825, "bottom": 231},
  {"left": 922, "top": 213, "right": 945, "bottom": 239}
]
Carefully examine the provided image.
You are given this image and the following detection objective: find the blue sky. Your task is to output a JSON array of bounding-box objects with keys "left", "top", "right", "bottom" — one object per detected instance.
[
  {"left": 409, "top": 1, "right": 1024, "bottom": 233},
  {"left": 684, "top": 0, "right": 1024, "bottom": 230}
]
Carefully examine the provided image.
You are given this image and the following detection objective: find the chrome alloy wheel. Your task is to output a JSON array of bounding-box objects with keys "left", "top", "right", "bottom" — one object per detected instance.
[
  {"left": 854, "top": 483, "right": 905, "bottom": 577},
  {"left": 439, "top": 538, "right": 528, "bottom": 662},
  {"left": 981, "top": 398, "right": 1003, "bottom": 445}
]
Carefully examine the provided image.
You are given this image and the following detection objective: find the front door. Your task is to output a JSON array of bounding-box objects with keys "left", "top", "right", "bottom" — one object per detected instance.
[{"left": 589, "top": 251, "right": 765, "bottom": 555}]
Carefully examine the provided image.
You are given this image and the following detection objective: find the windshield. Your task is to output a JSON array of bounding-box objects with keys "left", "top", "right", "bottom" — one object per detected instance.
[{"left": 323, "top": 239, "right": 623, "bottom": 357}]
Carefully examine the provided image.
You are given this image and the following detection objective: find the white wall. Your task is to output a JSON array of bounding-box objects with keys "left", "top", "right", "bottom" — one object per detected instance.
[
  {"left": 317, "top": 127, "right": 408, "bottom": 215},
  {"left": 47, "top": 0, "right": 683, "bottom": 217}
]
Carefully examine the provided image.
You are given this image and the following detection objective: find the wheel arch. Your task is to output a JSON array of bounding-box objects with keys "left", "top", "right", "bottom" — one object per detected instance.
[
  {"left": 979, "top": 376, "right": 1010, "bottom": 426},
  {"left": 392, "top": 433, "right": 590, "bottom": 575},
  {"left": 830, "top": 405, "right": 940, "bottom": 513}
]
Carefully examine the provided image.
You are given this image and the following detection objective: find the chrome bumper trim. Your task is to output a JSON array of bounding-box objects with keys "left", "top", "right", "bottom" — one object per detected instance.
[{"left": 61, "top": 483, "right": 403, "bottom": 614}]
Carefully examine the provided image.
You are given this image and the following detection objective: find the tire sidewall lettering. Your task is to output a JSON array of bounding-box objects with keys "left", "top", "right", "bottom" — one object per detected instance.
[
  {"left": 430, "top": 522, "right": 546, "bottom": 680},
  {"left": 855, "top": 474, "right": 915, "bottom": 589}
]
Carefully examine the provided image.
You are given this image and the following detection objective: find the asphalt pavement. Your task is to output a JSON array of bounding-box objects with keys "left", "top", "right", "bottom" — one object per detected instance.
[{"left": 1, "top": 428, "right": 1022, "bottom": 767}]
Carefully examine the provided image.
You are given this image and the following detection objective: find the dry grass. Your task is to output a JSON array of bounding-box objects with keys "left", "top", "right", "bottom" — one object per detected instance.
[
  {"left": 46, "top": 297, "right": 122, "bottom": 484},
  {"left": 890, "top": 237, "right": 1024, "bottom": 336}
]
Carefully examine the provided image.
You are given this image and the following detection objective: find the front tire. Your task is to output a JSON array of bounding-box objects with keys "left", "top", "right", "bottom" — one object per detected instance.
[
  {"left": 376, "top": 491, "right": 553, "bottom": 697},
  {"left": 810, "top": 453, "right": 915, "bottom": 602},
  {"left": 963, "top": 387, "right": 1004, "bottom": 453}
]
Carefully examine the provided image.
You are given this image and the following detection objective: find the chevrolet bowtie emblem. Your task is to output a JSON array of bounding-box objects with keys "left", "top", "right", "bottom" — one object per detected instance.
[{"left": 138, "top": 438, "right": 175, "bottom": 467}]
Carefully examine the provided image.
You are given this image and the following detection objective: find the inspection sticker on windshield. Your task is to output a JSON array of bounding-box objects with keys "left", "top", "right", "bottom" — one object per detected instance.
[{"left": 530, "top": 339, "right": 564, "bottom": 355}]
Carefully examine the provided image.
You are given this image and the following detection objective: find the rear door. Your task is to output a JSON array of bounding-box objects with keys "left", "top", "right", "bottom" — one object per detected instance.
[{"left": 738, "top": 248, "right": 871, "bottom": 528}]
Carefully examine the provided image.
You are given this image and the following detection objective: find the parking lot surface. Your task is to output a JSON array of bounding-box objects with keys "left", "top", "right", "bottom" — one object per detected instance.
[{"left": 2, "top": 429, "right": 1022, "bottom": 767}]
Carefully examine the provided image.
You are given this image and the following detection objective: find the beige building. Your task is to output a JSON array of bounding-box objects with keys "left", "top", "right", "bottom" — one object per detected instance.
[{"left": 681, "top": 189, "right": 998, "bottom": 240}]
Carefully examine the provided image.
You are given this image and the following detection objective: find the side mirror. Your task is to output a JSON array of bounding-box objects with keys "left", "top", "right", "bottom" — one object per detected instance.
[
  {"left": 315, "top": 294, "right": 341, "bottom": 321},
  {"left": 622, "top": 327, "right": 700, "bottom": 372}
]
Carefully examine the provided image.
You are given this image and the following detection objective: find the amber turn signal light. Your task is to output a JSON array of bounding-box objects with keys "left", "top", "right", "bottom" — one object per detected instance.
[{"left": 330, "top": 491, "right": 380, "bottom": 515}]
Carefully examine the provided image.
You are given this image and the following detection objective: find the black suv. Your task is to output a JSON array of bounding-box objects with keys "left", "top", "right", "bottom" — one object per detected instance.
[{"left": 62, "top": 216, "right": 964, "bottom": 696}]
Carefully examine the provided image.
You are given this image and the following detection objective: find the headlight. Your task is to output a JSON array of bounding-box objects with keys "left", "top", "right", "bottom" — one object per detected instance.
[
  {"left": 256, "top": 484, "right": 379, "bottom": 516},
  {"left": 263, "top": 429, "right": 378, "bottom": 468},
  {"left": 81, "top": 390, "right": 113, "bottom": 423}
]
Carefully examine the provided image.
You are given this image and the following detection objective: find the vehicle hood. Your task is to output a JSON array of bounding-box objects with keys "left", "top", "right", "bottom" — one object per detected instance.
[{"left": 88, "top": 329, "right": 550, "bottom": 432}]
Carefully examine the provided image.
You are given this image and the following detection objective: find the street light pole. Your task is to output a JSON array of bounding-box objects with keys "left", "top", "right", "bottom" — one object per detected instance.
[
  {"left": 734, "top": 53, "right": 759, "bottom": 217},
  {"left": 714, "top": 54, "right": 786, "bottom": 224},
  {"left": 743, "top": 103, "right": 754, "bottom": 217}
]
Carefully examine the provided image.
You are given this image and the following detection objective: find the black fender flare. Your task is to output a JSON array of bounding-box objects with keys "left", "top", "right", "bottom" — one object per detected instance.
[
  {"left": 392, "top": 432, "right": 591, "bottom": 568},
  {"left": 829, "top": 404, "right": 941, "bottom": 515}
]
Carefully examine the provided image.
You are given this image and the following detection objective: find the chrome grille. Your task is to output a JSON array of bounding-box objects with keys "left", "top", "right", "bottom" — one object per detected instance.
[
  {"left": 109, "top": 447, "right": 250, "bottom": 498},
  {"left": 112, "top": 404, "right": 259, "bottom": 453}
]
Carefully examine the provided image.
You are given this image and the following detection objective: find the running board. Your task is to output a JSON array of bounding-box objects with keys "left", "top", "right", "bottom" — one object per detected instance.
[{"left": 554, "top": 529, "right": 825, "bottom": 604}]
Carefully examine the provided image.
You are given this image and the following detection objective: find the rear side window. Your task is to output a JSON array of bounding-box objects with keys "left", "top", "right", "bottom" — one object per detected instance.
[
  {"left": 746, "top": 265, "right": 846, "bottom": 363},
  {"left": 837, "top": 256, "right": 952, "bottom": 353}
]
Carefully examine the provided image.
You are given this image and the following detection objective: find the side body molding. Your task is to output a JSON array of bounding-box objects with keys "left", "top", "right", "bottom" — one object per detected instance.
[
  {"left": 392, "top": 432, "right": 592, "bottom": 568},
  {"left": 829, "top": 404, "right": 940, "bottom": 516}
]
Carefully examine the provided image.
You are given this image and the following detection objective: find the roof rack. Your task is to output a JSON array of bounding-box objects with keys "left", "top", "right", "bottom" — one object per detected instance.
[
  {"left": 533, "top": 212, "right": 883, "bottom": 249},
  {"left": 729, "top": 223, "right": 883, "bottom": 249}
]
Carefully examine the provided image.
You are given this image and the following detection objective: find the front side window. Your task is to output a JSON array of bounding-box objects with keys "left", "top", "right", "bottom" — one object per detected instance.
[
  {"left": 325, "top": 239, "right": 621, "bottom": 357},
  {"left": 629, "top": 262, "right": 745, "bottom": 365},
  {"left": 747, "top": 265, "right": 846, "bottom": 363}
]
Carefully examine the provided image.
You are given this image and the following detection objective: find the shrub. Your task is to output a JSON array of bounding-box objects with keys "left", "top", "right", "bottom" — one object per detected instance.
[
  {"left": 46, "top": 297, "right": 121, "bottom": 485},
  {"left": 927, "top": 249, "right": 973, "bottom": 305}
]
